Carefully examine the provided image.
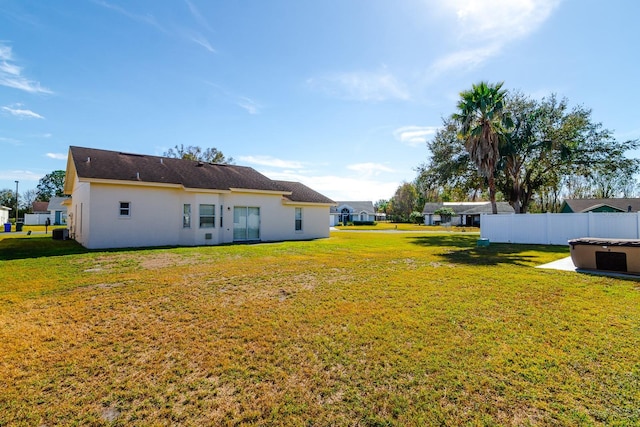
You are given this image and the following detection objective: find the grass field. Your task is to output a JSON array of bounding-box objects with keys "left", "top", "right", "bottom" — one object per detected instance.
[{"left": 0, "top": 231, "right": 638, "bottom": 426}]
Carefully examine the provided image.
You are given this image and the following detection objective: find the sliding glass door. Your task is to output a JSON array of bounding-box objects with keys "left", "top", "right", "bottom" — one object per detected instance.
[{"left": 233, "top": 207, "right": 260, "bottom": 241}]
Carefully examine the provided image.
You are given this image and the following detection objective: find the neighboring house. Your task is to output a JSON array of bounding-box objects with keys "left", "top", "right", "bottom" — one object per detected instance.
[
  {"left": 560, "top": 198, "right": 640, "bottom": 213},
  {"left": 0, "top": 206, "right": 11, "bottom": 224},
  {"left": 47, "top": 196, "right": 70, "bottom": 225},
  {"left": 422, "top": 202, "right": 515, "bottom": 227},
  {"left": 32, "top": 201, "right": 49, "bottom": 214},
  {"left": 63, "top": 146, "right": 335, "bottom": 249},
  {"left": 330, "top": 201, "right": 376, "bottom": 226}
]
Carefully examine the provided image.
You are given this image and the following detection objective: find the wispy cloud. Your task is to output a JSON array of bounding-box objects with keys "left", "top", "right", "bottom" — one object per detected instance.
[
  {"left": 0, "top": 43, "right": 52, "bottom": 94},
  {"left": 204, "top": 81, "right": 262, "bottom": 114},
  {"left": 393, "top": 126, "right": 439, "bottom": 147},
  {"left": 347, "top": 163, "right": 394, "bottom": 175},
  {"left": 188, "top": 33, "right": 216, "bottom": 53},
  {"left": 184, "top": 0, "right": 213, "bottom": 32},
  {"left": 45, "top": 153, "right": 67, "bottom": 160},
  {"left": 237, "top": 97, "right": 261, "bottom": 114},
  {"left": 426, "top": 0, "right": 561, "bottom": 78},
  {"left": 307, "top": 68, "right": 410, "bottom": 102},
  {"left": 0, "top": 169, "right": 44, "bottom": 181},
  {"left": 2, "top": 104, "right": 44, "bottom": 119},
  {"left": 92, "top": 0, "right": 166, "bottom": 33},
  {"left": 0, "top": 136, "right": 21, "bottom": 146},
  {"left": 239, "top": 155, "right": 305, "bottom": 169}
]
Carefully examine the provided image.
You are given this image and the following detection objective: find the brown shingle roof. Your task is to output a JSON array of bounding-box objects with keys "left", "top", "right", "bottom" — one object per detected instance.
[
  {"left": 32, "top": 201, "right": 49, "bottom": 213},
  {"left": 71, "top": 146, "right": 284, "bottom": 192},
  {"left": 273, "top": 180, "right": 335, "bottom": 204},
  {"left": 70, "top": 147, "right": 334, "bottom": 204}
]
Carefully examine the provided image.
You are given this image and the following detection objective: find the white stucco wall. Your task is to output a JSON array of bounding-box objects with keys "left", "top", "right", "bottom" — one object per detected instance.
[
  {"left": 68, "top": 181, "right": 330, "bottom": 249},
  {"left": 0, "top": 207, "right": 10, "bottom": 224}
]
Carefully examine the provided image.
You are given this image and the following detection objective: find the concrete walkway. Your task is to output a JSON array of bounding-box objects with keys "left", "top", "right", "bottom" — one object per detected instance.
[{"left": 536, "top": 256, "right": 577, "bottom": 272}]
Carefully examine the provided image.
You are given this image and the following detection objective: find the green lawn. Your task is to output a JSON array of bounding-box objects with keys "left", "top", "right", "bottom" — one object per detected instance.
[{"left": 0, "top": 231, "right": 638, "bottom": 426}]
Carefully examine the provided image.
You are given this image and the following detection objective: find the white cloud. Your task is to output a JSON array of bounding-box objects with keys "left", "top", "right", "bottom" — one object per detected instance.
[
  {"left": 426, "top": 0, "right": 561, "bottom": 78},
  {"left": 45, "top": 153, "right": 67, "bottom": 160},
  {"left": 239, "top": 155, "right": 305, "bottom": 169},
  {"left": 0, "top": 169, "right": 44, "bottom": 182},
  {"left": 393, "top": 126, "right": 439, "bottom": 147},
  {"left": 92, "top": 0, "right": 166, "bottom": 33},
  {"left": 2, "top": 105, "right": 44, "bottom": 119},
  {"left": 184, "top": 0, "right": 213, "bottom": 32},
  {"left": 307, "top": 68, "right": 410, "bottom": 101},
  {"left": 237, "top": 97, "right": 261, "bottom": 115},
  {"left": 188, "top": 33, "right": 216, "bottom": 53},
  {"left": 347, "top": 163, "right": 394, "bottom": 175},
  {"left": 0, "top": 136, "right": 21, "bottom": 145},
  {"left": 0, "top": 43, "right": 52, "bottom": 94}
]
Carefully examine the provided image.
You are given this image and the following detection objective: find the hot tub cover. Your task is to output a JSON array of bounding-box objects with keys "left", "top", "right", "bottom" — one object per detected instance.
[{"left": 568, "top": 238, "right": 640, "bottom": 247}]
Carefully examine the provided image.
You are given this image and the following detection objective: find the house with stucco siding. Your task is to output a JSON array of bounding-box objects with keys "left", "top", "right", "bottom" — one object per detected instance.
[{"left": 63, "top": 146, "right": 335, "bottom": 249}]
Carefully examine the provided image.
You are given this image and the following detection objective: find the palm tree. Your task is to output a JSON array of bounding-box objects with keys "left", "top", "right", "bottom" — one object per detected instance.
[{"left": 452, "top": 81, "right": 512, "bottom": 214}]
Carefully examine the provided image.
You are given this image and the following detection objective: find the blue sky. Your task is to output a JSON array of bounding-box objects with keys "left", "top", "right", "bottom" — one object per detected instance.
[{"left": 1, "top": 0, "right": 639, "bottom": 202}]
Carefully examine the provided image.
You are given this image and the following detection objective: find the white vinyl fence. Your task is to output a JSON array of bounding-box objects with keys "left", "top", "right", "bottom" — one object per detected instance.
[
  {"left": 24, "top": 213, "right": 51, "bottom": 225},
  {"left": 481, "top": 212, "right": 640, "bottom": 245}
]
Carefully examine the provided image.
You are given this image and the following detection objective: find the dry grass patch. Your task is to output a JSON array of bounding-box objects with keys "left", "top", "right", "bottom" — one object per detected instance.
[{"left": 0, "top": 231, "right": 639, "bottom": 425}]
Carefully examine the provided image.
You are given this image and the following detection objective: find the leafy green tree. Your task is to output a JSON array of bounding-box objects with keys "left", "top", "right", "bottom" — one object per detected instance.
[
  {"left": 0, "top": 189, "right": 16, "bottom": 209},
  {"left": 164, "top": 144, "right": 234, "bottom": 164},
  {"left": 416, "top": 118, "right": 484, "bottom": 203},
  {"left": 391, "top": 182, "right": 418, "bottom": 222},
  {"left": 452, "top": 81, "right": 512, "bottom": 214},
  {"left": 498, "top": 93, "right": 639, "bottom": 212},
  {"left": 36, "top": 170, "right": 66, "bottom": 202}
]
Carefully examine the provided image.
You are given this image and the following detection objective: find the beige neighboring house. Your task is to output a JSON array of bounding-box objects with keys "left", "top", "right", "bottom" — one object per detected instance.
[{"left": 64, "top": 146, "right": 335, "bottom": 249}]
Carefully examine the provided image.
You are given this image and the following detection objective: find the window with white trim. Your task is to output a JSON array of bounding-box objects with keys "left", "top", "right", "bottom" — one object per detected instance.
[
  {"left": 119, "top": 201, "right": 131, "bottom": 217},
  {"left": 183, "top": 204, "right": 191, "bottom": 228},
  {"left": 295, "top": 207, "right": 303, "bottom": 231},
  {"left": 199, "top": 204, "right": 215, "bottom": 228}
]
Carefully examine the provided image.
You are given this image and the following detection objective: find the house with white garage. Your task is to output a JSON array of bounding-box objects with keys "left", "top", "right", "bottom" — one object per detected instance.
[
  {"left": 330, "top": 201, "right": 377, "bottom": 226},
  {"left": 63, "top": 146, "right": 335, "bottom": 249}
]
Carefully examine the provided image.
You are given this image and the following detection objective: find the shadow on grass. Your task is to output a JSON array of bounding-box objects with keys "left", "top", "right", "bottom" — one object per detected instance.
[
  {"left": 0, "top": 237, "right": 89, "bottom": 260},
  {"left": 408, "top": 235, "right": 569, "bottom": 267}
]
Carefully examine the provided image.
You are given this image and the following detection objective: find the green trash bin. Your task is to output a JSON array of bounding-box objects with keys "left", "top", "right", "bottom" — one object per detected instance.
[
  {"left": 16, "top": 222, "right": 23, "bottom": 232},
  {"left": 3, "top": 223, "right": 10, "bottom": 232}
]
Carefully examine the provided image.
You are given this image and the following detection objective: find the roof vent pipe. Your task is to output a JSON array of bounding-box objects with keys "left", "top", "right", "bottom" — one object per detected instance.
[
  {"left": 160, "top": 158, "right": 163, "bottom": 164},
  {"left": 136, "top": 172, "right": 140, "bottom": 180},
  {"left": 87, "top": 157, "right": 90, "bottom": 163}
]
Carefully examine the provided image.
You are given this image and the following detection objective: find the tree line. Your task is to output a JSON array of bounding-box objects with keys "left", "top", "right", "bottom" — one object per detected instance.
[{"left": 380, "top": 82, "right": 639, "bottom": 220}]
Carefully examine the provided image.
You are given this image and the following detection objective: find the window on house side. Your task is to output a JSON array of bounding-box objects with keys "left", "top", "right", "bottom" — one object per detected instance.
[
  {"left": 119, "top": 202, "right": 131, "bottom": 217},
  {"left": 183, "top": 204, "right": 191, "bottom": 228},
  {"left": 199, "top": 204, "right": 215, "bottom": 228},
  {"left": 295, "top": 207, "right": 302, "bottom": 231}
]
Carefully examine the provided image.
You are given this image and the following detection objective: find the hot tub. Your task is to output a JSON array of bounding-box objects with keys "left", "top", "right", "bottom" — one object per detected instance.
[{"left": 568, "top": 238, "right": 640, "bottom": 275}]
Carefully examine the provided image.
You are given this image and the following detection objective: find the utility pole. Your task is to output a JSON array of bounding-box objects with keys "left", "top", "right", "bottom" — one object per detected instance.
[{"left": 14, "top": 180, "right": 18, "bottom": 225}]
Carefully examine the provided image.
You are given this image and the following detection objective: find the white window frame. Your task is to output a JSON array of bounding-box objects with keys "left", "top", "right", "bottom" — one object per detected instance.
[
  {"left": 119, "top": 201, "right": 131, "bottom": 217},
  {"left": 183, "top": 204, "right": 191, "bottom": 228},
  {"left": 199, "top": 204, "right": 216, "bottom": 228},
  {"left": 295, "top": 207, "right": 303, "bottom": 232}
]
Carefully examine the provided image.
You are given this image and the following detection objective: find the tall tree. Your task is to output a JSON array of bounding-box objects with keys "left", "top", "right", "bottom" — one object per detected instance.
[
  {"left": 21, "top": 189, "right": 38, "bottom": 211},
  {"left": 0, "top": 189, "right": 16, "bottom": 209},
  {"left": 452, "top": 81, "right": 512, "bottom": 214},
  {"left": 164, "top": 144, "right": 234, "bottom": 164},
  {"left": 416, "top": 118, "right": 484, "bottom": 203},
  {"left": 498, "top": 93, "right": 639, "bottom": 212},
  {"left": 36, "top": 170, "right": 66, "bottom": 202},
  {"left": 391, "top": 182, "right": 418, "bottom": 222}
]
